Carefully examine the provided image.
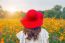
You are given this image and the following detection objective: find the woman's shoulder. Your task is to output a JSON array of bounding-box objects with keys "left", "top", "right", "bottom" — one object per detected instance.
[
  {"left": 41, "top": 28, "right": 48, "bottom": 33},
  {"left": 16, "top": 31, "right": 24, "bottom": 39},
  {"left": 16, "top": 31, "right": 23, "bottom": 35}
]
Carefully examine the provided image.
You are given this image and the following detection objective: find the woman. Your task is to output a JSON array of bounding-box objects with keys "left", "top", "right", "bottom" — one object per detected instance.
[{"left": 16, "top": 9, "right": 49, "bottom": 43}]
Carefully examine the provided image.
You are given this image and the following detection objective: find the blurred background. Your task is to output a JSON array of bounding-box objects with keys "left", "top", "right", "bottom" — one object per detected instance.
[{"left": 0, "top": 0, "right": 65, "bottom": 43}]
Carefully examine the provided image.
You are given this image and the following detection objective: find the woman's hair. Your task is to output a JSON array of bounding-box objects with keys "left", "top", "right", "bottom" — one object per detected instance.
[{"left": 23, "top": 27, "right": 41, "bottom": 40}]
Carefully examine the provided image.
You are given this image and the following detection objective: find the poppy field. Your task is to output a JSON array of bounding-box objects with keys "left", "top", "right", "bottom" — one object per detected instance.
[{"left": 0, "top": 18, "right": 65, "bottom": 43}]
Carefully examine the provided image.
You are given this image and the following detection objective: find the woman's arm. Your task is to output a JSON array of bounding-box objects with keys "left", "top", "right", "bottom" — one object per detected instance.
[
  {"left": 16, "top": 31, "right": 24, "bottom": 43},
  {"left": 45, "top": 31, "right": 49, "bottom": 43},
  {"left": 42, "top": 38, "right": 49, "bottom": 43},
  {"left": 41, "top": 29, "right": 49, "bottom": 43},
  {"left": 47, "top": 38, "right": 49, "bottom": 43}
]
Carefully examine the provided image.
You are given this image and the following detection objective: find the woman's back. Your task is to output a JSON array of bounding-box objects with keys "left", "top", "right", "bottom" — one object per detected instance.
[{"left": 16, "top": 28, "right": 49, "bottom": 43}]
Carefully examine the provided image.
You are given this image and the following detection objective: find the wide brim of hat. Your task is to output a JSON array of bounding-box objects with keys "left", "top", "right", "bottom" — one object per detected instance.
[
  {"left": 21, "top": 11, "right": 43, "bottom": 29},
  {"left": 21, "top": 17, "right": 43, "bottom": 29}
]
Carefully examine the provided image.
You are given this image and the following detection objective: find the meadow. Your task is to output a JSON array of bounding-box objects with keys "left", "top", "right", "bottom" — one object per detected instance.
[{"left": 0, "top": 18, "right": 65, "bottom": 43}]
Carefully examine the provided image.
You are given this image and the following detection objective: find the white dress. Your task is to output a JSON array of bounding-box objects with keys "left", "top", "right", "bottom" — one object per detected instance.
[{"left": 16, "top": 28, "right": 49, "bottom": 43}]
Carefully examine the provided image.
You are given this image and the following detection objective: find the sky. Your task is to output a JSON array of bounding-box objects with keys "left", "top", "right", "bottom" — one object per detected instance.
[{"left": 0, "top": 0, "right": 65, "bottom": 12}]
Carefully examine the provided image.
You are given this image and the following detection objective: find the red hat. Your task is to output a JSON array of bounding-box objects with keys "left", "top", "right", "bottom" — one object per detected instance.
[{"left": 21, "top": 9, "right": 44, "bottom": 29}]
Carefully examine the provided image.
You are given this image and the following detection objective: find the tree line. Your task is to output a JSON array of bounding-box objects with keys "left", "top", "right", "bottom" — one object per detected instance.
[{"left": 40, "top": 5, "right": 65, "bottom": 19}]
